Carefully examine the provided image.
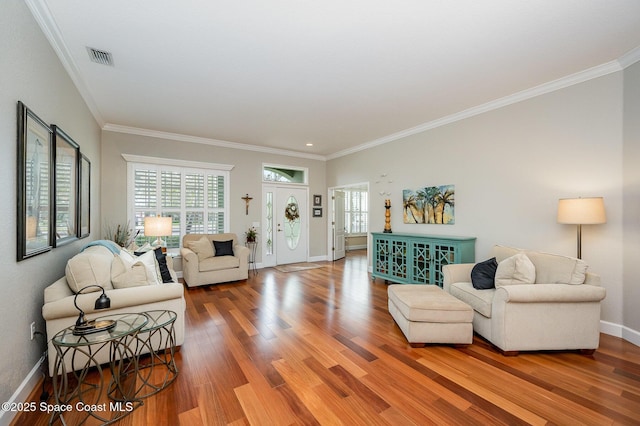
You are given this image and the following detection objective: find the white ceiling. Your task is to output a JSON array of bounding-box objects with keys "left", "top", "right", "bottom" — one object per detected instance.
[{"left": 28, "top": 0, "right": 640, "bottom": 159}]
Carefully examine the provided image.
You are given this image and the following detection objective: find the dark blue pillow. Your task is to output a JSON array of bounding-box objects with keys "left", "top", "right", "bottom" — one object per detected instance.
[
  {"left": 134, "top": 247, "right": 173, "bottom": 283},
  {"left": 153, "top": 247, "right": 174, "bottom": 283},
  {"left": 213, "top": 240, "right": 234, "bottom": 257},
  {"left": 471, "top": 257, "right": 498, "bottom": 290}
]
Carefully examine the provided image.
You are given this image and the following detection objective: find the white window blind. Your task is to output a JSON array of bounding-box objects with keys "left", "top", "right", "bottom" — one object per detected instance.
[
  {"left": 344, "top": 190, "right": 368, "bottom": 234},
  {"left": 127, "top": 161, "right": 229, "bottom": 249}
]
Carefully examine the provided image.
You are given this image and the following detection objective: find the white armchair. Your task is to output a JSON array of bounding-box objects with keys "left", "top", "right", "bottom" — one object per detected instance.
[{"left": 180, "top": 233, "right": 249, "bottom": 287}]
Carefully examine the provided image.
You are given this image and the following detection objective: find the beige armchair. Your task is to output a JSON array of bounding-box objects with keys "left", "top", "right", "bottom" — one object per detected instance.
[
  {"left": 181, "top": 233, "right": 249, "bottom": 287},
  {"left": 442, "top": 245, "right": 606, "bottom": 355}
]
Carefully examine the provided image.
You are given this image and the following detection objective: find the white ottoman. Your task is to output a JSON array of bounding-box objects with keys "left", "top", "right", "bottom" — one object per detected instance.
[{"left": 388, "top": 284, "right": 473, "bottom": 347}]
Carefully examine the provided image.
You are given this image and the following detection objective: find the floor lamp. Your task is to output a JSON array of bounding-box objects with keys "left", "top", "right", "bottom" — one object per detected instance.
[{"left": 557, "top": 197, "right": 606, "bottom": 259}]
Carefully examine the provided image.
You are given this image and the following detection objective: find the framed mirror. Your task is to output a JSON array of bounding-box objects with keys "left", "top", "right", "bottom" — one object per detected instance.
[
  {"left": 78, "top": 154, "right": 91, "bottom": 238},
  {"left": 52, "top": 125, "right": 79, "bottom": 246},
  {"left": 17, "top": 101, "right": 53, "bottom": 261}
]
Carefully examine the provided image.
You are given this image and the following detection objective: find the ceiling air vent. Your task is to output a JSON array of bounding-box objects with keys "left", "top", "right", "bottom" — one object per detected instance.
[{"left": 86, "top": 47, "right": 114, "bottom": 66}]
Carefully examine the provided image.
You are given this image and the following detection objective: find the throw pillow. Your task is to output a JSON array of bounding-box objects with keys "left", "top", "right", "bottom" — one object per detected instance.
[
  {"left": 153, "top": 247, "right": 174, "bottom": 283},
  {"left": 120, "top": 249, "right": 161, "bottom": 286},
  {"left": 111, "top": 254, "right": 149, "bottom": 289},
  {"left": 187, "top": 236, "right": 215, "bottom": 261},
  {"left": 213, "top": 240, "right": 234, "bottom": 257},
  {"left": 471, "top": 257, "right": 498, "bottom": 290},
  {"left": 495, "top": 253, "right": 536, "bottom": 287},
  {"left": 65, "top": 246, "right": 114, "bottom": 293}
]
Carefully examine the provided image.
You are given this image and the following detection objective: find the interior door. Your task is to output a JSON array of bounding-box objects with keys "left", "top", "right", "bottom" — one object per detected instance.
[
  {"left": 276, "top": 187, "right": 308, "bottom": 265},
  {"left": 333, "top": 190, "right": 346, "bottom": 261}
]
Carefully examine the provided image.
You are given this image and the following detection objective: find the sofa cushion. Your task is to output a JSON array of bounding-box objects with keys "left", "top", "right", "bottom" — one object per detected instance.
[
  {"left": 187, "top": 236, "right": 215, "bottom": 261},
  {"left": 495, "top": 253, "right": 536, "bottom": 287},
  {"left": 388, "top": 285, "right": 473, "bottom": 323},
  {"left": 120, "top": 250, "right": 161, "bottom": 286},
  {"left": 448, "top": 282, "right": 495, "bottom": 318},
  {"left": 111, "top": 254, "right": 149, "bottom": 289},
  {"left": 471, "top": 257, "right": 498, "bottom": 289},
  {"left": 492, "top": 245, "right": 588, "bottom": 285},
  {"left": 525, "top": 251, "right": 588, "bottom": 285},
  {"left": 213, "top": 240, "right": 234, "bottom": 257},
  {"left": 65, "top": 246, "right": 115, "bottom": 293},
  {"left": 199, "top": 255, "right": 240, "bottom": 272}
]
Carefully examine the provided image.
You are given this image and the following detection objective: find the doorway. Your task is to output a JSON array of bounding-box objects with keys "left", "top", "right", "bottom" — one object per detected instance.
[{"left": 329, "top": 183, "right": 369, "bottom": 264}]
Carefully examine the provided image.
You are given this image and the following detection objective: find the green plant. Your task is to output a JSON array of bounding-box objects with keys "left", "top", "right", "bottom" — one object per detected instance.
[
  {"left": 245, "top": 226, "right": 257, "bottom": 243},
  {"left": 104, "top": 221, "right": 139, "bottom": 247}
]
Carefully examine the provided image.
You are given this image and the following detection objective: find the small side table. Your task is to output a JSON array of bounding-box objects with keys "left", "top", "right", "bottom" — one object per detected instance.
[
  {"left": 246, "top": 241, "right": 258, "bottom": 275},
  {"left": 125, "top": 310, "right": 179, "bottom": 398},
  {"left": 50, "top": 313, "right": 148, "bottom": 425}
]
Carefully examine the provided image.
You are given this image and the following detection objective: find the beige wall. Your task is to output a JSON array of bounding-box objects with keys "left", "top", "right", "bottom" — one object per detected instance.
[
  {"left": 100, "top": 131, "right": 327, "bottom": 262},
  {"left": 346, "top": 235, "right": 368, "bottom": 250},
  {"left": 623, "top": 60, "right": 640, "bottom": 336},
  {"left": 327, "top": 73, "right": 625, "bottom": 327},
  {"left": 0, "top": 0, "right": 101, "bottom": 407}
]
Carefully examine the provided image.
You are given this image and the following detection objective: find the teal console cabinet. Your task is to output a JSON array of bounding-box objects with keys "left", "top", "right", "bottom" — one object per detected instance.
[{"left": 371, "top": 232, "right": 476, "bottom": 287}]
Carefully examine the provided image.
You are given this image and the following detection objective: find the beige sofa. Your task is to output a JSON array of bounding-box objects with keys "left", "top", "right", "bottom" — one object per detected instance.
[
  {"left": 442, "top": 245, "right": 606, "bottom": 355},
  {"left": 181, "top": 233, "right": 249, "bottom": 287},
  {"left": 42, "top": 244, "right": 186, "bottom": 375}
]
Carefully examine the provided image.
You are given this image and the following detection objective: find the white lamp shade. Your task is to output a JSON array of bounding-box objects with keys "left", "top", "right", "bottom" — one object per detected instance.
[
  {"left": 144, "top": 216, "right": 172, "bottom": 236},
  {"left": 557, "top": 197, "right": 606, "bottom": 225}
]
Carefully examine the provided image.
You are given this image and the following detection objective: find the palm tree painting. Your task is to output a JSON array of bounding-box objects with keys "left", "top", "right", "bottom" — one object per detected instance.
[{"left": 403, "top": 185, "right": 455, "bottom": 224}]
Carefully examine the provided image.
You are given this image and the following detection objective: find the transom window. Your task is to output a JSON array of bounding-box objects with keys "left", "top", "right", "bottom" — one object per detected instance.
[
  {"left": 126, "top": 156, "right": 231, "bottom": 250},
  {"left": 263, "top": 164, "right": 307, "bottom": 184}
]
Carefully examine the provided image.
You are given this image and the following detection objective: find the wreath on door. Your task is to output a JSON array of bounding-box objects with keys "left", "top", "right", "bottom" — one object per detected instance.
[{"left": 285, "top": 202, "right": 300, "bottom": 222}]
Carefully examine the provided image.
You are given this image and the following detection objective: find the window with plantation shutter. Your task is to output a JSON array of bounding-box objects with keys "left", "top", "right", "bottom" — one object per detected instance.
[
  {"left": 125, "top": 157, "right": 231, "bottom": 251},
  {"left": 345, "top": 190, "right": 368, "bottom": 234}
]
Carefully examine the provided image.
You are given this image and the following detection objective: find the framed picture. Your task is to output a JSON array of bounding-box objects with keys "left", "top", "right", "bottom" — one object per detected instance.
[
  {"left": 52, "top": 125, "right": 79, "bottom": 246},
  {"left": 17, "top": 101, "right": 53, "bottom": 261},
  {"left": 402, "top": 184, "right": 455, "bottom": 224},
  {"left": 313, "top": 207, "right": 322, "bottom": 217},
  {"left": 78, "top": 154, "right": 91, "bottom": 238},
  {"left": 313, "top": 194, "right": 322, "bottom": 206}
]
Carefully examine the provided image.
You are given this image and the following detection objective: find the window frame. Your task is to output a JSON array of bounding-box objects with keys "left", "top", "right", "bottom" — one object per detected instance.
[
  {"left": 124, "top": 154, "right": 233, "bottom": 252},
  {"left": 344, "top": 189, "right": 368, "bottom": 235}
]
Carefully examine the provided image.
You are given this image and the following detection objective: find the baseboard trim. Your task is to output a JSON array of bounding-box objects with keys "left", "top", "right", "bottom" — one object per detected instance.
[
  {"left": 600, "top": 320, "right": 640, "bottom": 347},
  {"left": 0, "top": 355, "right": 45, "bottom": 426},
  {"left": 309, "top": 255, "right": 328, "bottom": 263}
]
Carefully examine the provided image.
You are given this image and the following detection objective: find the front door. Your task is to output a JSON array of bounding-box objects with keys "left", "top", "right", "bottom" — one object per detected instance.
[{"left": 276, "top": 187, "right": 308, "bottom": 265}]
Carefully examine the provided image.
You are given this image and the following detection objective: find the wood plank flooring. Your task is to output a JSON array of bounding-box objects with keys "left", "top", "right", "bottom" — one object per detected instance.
[{"left": 14, "top": 250, "right": 640, "bottom": 425}]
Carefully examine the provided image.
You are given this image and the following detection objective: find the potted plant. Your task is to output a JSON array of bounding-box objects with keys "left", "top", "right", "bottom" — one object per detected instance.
[{"left": 245, "top": 227, "right": 257, "bottom": 243}]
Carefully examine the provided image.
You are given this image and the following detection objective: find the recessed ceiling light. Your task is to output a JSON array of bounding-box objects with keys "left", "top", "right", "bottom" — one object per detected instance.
[{"left": 306, "top": 143, "right": 313, "bottom": 147}]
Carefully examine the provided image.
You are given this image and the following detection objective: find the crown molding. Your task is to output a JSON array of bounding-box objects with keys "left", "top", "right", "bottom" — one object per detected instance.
[
  {"left": 618, "top": 45, "right": 640, "bottom": 69},
  {"left": 104, "top": 124, "right": 327, "bottom": 162},
  {"left": 121, "top": 154, "right": 234, "bottom": 171},
  {"left": 327, "top": 59, "right": 624, "bottom": 160},
  {"left": 25, "top": 0, "right": 105, "bottom": 127}
]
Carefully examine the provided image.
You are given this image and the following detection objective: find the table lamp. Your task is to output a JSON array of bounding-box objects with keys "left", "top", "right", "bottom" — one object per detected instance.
[
  {"left": 144, "top": 215, "right": 172, "bottom": 252},
  {"left": 557, "top": 197, "right": 606, "bottom": 259},
  {"left": 73, "top": 285, "right": 115, "bottom": 335}
]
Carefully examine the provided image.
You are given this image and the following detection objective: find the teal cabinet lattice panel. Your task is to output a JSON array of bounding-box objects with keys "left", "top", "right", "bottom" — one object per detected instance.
[{"left": 371, "top": 233, "right": 475, "bottom": 287}]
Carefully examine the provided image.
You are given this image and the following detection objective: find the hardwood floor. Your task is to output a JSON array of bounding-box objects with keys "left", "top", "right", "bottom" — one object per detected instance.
[{"left": 15, "top": 250, "right": 640, "bottom": 425}]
